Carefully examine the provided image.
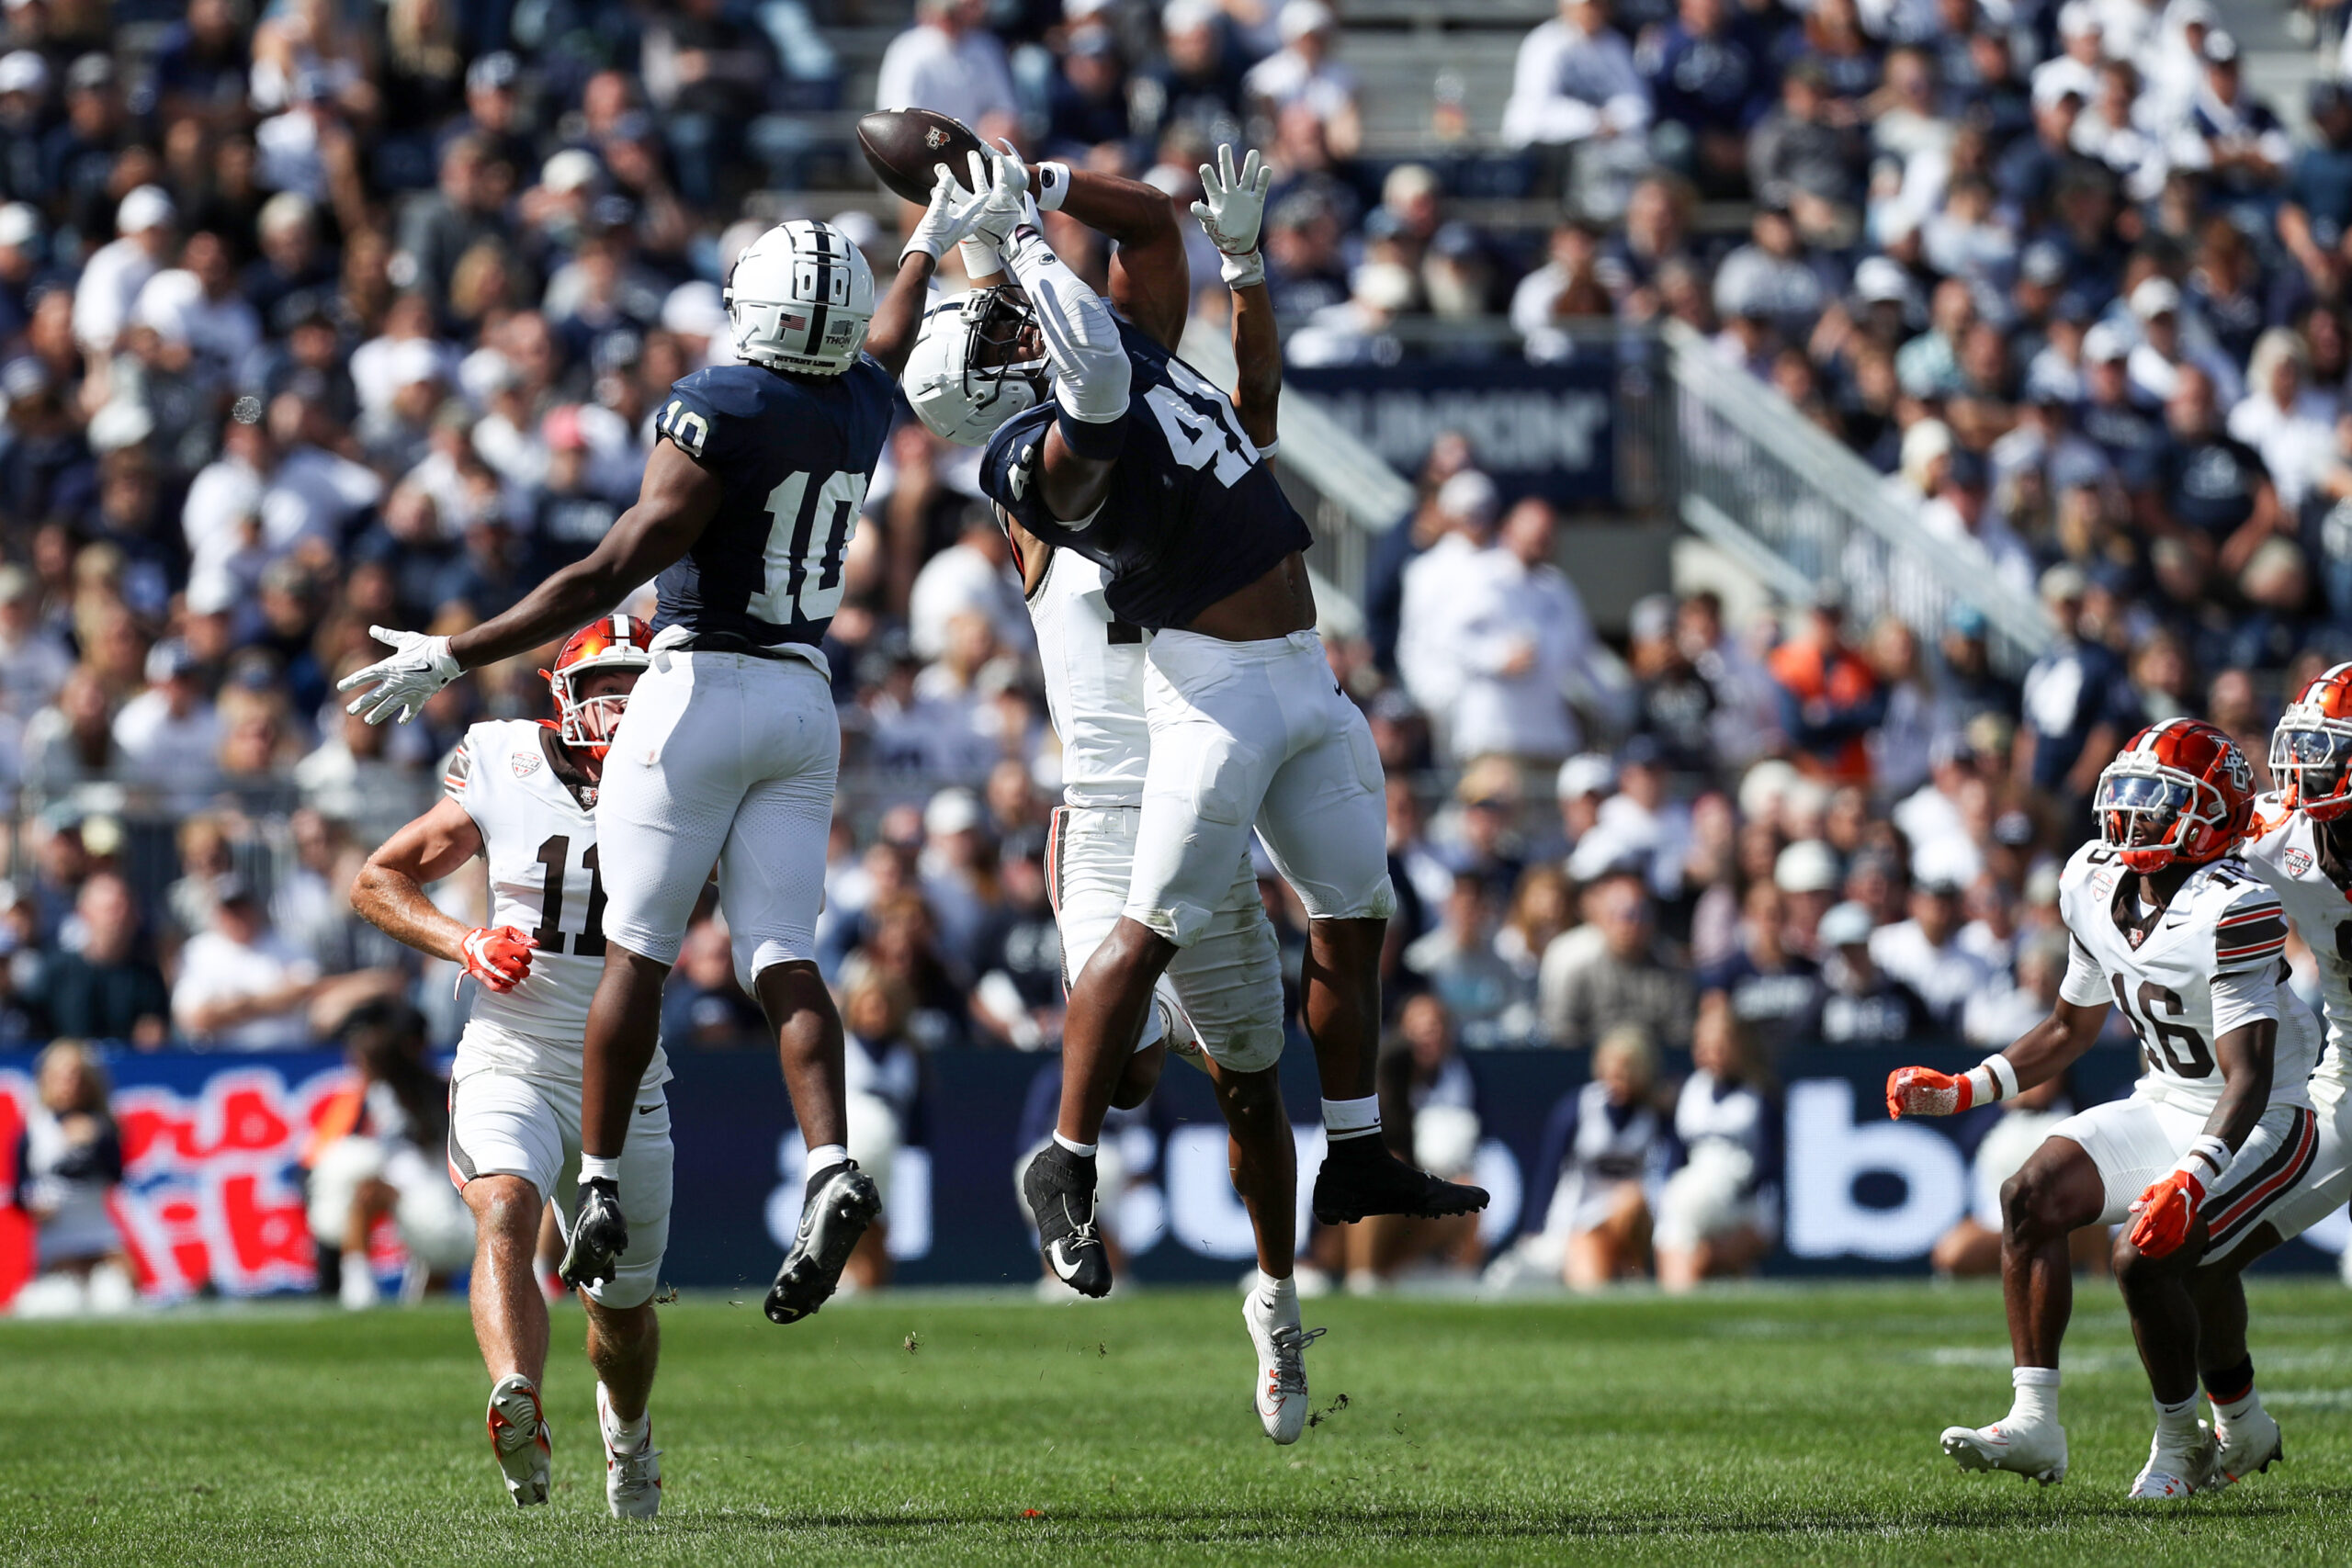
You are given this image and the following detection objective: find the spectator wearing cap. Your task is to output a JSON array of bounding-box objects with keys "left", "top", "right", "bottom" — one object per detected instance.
[
  {"left": 1919, "top": 446, "right": 2036, "bottom": 604},
  {"left": 0, "top": 200, "right": 46, "bottom": 340},
  {"left": 2125, "top": 273, "right": 2238, "bottom": 409},
  {"left": 0, "top": 54, "right": 51, "bottom": 197},
  {"left": 2017, "top": 563, "right": 2136, "bottom": 838},
  {"left": 36, "top": 872, "right": 168, "bottom": 1046},
  {"left": 910, "top": 506, "right": 1034, "bottom": 666},
  {"left": 1444, "top": 498, "right": 1603, "bottom": 767},
  {"left": 242, "top": 193, "right": 337, "bottom": 325},
  {"left": 525, "top": 405, "right": 618, "bottom": 571},
  {"left": 2076, "top": 321, "right": 2162, "bottom": 486},
  {"left": 915, "top": 786, "right": 999, "bottom": 976},
  {"left": 1045, "top": 22, "right": 1131, "bottom": 161},
  {"left": 1772, "top": 837, "right": 1839, "bottom": 956},
  {"left": 41, "top": 52, "right": 128, "bottom": 245},
  {"left": 0, "top": 354, "right": 93, "bottom": 534},
  {"left": 1503, "top": 0, "right": 1651, "bottom": 172},
  {"left": 130, "top": 230, "right": 261, "bottom": 393},
  {"left": 438, "top": 51, "right": 536, "bottom": 182},
  {"left": 2032, "top": 2, "right": 2106, "bottom": 113},
  {"left": 182, "top": 395, "right": 382, "bottom": 601},
  {"left": 171, "top": 874, "right": 322, "bottom": 1050},
  {"left": 1868, "top": 866, "right": 1996, "bottom": 1030},
  {"left": 875, "top": 0, "right": 1017, "bottom": 140},
  {"left": 1395, "top": 468, "right": 1500, "bottom": 716},
  {"left": 2177, "top": 28, "right": 2288, "bottom": 202},
  {"left": 71, "top": 186, "right": 175, "bottom": 355},
  {"left": 112, "top": 638, "right": 220, "bottom": 808},
  {"left": 1768, "top": 585, "right": 1883, "bottom": 785},
  {"left": 1802, "top": 898, "right": 1934, "bottom": 1044},
  {"left": 1245, "top": 2, "right": 1360, "bottom": 160},
  {"left": 1540, "top": 871, "right": 1694, "bottom": 1052}
]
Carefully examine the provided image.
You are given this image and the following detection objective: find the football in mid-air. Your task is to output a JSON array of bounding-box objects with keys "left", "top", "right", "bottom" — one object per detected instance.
[{"left": 857, "top": 108, "right": 989, "bottom": 204}]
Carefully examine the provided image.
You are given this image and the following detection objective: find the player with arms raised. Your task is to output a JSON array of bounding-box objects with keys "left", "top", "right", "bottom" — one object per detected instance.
[
  {"left": 335, "top": 197, "right": 995, "bottom": 1328},
  {"left": 354, "top": 617, "right": 665, "bottom": 1515},
  {"left": 1887, "top": 718, "right": 2318, "bottom": 1496},
  {"left": 899, "top": 142, "right": 1486, "bottom": 1301}
]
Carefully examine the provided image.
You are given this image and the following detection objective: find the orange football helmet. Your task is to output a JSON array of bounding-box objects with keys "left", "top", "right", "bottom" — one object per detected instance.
[
  {"left": 541, "top": 615, "right": 651, "bottom": 759},
  {"left": 2272, "top": 661, "right": 2352, "bottom": 822},
  {"left": 2094, "top": 718, "right": 2255, "bottom": 874}
]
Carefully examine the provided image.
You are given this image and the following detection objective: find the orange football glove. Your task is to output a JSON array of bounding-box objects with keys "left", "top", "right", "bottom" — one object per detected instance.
[
  {"left": 1886, "top": 1066, "right": 1972, "bottom": 1120},
  {"left": 2127, "top": 1168, "right": 2205, "bottom": 1258},
  {"left": 459, "top": 925, "right": 537, "bottom": 992}
]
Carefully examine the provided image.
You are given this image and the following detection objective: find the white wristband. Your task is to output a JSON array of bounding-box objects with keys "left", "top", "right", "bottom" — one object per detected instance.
[
  {"left": 1983, "top": 1055, "right": 2019, "bottom": 1101},
  {"left": 959, "top": 233, "right": 1004, "bottom": 280},
  {"left": 580, "top": 1154, "right": 623, "bottom": 1185},
  {"left": 1220, "top": 249, "right": 1266, "bottom": 289},
  {"left": 2179, "top": 1134, "right": 2233, "bottom": 1183},
  {"left": 1034, "top": 161, "right": 1071, "bottom": 212}
]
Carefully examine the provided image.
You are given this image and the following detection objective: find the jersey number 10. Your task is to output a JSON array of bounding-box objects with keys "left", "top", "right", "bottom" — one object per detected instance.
[
  {"left": 533, "top": 834, "right": 607, "bottom": 956},
  {"left": 753, "top": 469, "right": 868, "bottom": 626}
]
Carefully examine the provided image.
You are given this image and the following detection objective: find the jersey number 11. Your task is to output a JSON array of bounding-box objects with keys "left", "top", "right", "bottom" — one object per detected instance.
[{"left": 533, "top": 834, "right": 607, "bottom": 956}]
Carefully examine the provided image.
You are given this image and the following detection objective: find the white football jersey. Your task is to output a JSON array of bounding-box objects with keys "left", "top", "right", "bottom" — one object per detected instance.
[
  {"left": 446, "top": 720, "right": 669, "bottom": 1084},
  {"left": 2055, "top": 840, "right": 2316, "bottom": 1113},
  {"left": 2240, "top": 793, "right": 2352, "bottom": 1088},
  {"left": 1024, "top": 546, "right": 1150, "bottom": 808}
]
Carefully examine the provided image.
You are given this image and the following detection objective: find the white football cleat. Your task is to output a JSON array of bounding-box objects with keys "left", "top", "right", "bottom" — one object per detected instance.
[
  {"left": 1242, "top": 1287, "right": 1325, "bottom": 1445},
  {"left": 596, "top": 1382, "right": 662, "bottom": 1520},
  {"left": 2127, "top": 1427, "right": 2218, "bottom": 1500},
  {"left": 486, "top": 1374, "right": 552, "bottom": 1506},
  {"left": 340, "top": 1257, "right": 379, "bottom": 1311},
  {"left": 2209, "top": 1410, "right": 2283, "bottom": 1486},
  {"left": 1939, "top": 1417, "right": 2067, "bottom": 1484}
]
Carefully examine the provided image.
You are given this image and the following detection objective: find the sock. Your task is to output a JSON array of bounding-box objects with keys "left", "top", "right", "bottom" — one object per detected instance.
[
  {"left": 2155, "top": 1392, "right": 2201, "bottom": 1449},
  {"left": 1052, "top": 1132, "right": 1099, "bottom": 1159},
  {"left": 1322, "top": 1095, "right": 1382, "bottom": 1143},
  {"left": 341, "top": 1247, "right": 370, "bottom": 1277},
  {"left": 803, "top": 1143, "right": 848, "bottom": 1180},
  {"left": 603, "top": 1397, "right": 650, "bottom": 1453},
  {"left": 2203, "top": 1355, "right": 2256, "bottom": 1412},
  {"left": 1256, "top": 1269, "right": 1296, "bottom": 1309},
  {"left": 2008, "top": 1366, "right": 2060, "bottom": 1428},
  {"left": 579, "top": 1153, "right": 622, "bottom": 1185}
]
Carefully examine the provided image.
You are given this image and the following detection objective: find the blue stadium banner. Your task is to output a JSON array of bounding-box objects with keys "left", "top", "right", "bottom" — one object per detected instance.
[
  {"left": 1286, "top": 358, "right": 1621, "bottom": 504},
  {"left": 3, "top": 1044, "right": 2340, "bottom": 1304}
]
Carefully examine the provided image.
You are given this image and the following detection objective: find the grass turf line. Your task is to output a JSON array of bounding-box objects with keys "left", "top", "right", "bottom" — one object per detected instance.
[{"left": 5, "top": 1280, "right": 2352, "bottom": 1565}]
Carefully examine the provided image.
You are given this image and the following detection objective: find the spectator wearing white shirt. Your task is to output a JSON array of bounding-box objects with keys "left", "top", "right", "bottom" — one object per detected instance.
[
  {"left": 1244, "top": 2, "right": 1361, "bottom": 158},
  {"left": 1866, "top": 867, "right": 1995, "bottom": 1031},
  {"left": 1502, "top": 0, "right": 1652, "bottom": 152},
  {"left": 1395, "top": 468, "right": 1500, "bottom": 716},
  {"left": 874, "top": 0, "right": 1017, "bottom": 133},
  {"left": 2228, "top": 327, "right": 2336, "bottom": 512},
  {"left": 2124, "top": 274, "right": 2240, "bottom": 409},
  {"left": 0, "top": 566, "right": 71, "bottom": 720},
  {"left": 112, "top": 640, "right": 220, "bottom": 808},
  {"left": 2030, "top": 3, "right": 2108, "bottom": 118},
  {"left": 181, "top": 398, "right": 383, "bottom": 597},
  {"left": 908, "top": 510, "right": 1034, "bottom": 663},
  {"left": 1446, "top": 498, "right": 1600, "bottom": 766},
  {"left": 171, "top": 875, "right": 322, "bottom": 1050},
  {"left": 72, "top": 186, "right": 177, "bottom": 355},
  {"left": 129, "top": 231, "right": 260, "bottom": 391}
]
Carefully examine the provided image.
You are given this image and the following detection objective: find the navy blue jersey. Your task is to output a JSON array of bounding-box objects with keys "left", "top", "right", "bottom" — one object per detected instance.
[
  {"left": 648, "top": 356, "right": 896, "bottom": 651},
  {"left": 979, "top": 315, "right": 1312, "bottom": 632}
]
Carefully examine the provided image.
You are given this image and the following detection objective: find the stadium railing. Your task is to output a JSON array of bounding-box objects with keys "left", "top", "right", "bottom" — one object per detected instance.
[{"left": 1658, "top": 319, "right": 2056, "bottom": 675}]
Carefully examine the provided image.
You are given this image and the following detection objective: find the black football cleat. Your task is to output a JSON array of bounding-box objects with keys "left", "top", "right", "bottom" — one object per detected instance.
[
  {"left": 1023, "top": 1144, "right": 1113, "bottom": 1298},
  {"left": 1311, "top": 1140, "right": 1489, "bottom": 1225},
  {"left": 559, "top": 1178, "right": 628, "bottom": 1289},
  {"left": 764, "top": 1160, "right": 881, "bottom": 1325}
]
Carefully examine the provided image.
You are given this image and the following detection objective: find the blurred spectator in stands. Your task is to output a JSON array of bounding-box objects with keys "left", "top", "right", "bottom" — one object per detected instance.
[
  {"left": 842, "top": 965, "right": 923, "bottom": 1292},
  {"left": 1931, "top": 1072, "right": 2104, "bottom": 1277},
  {"left": 1804, "top": 898, "right": 1932, "bottom": 1044},
  {"left": 1637, "top": 0, "right": 1766, "bottom": 197},
  {"left": 74, "top": 190, "right": 178, "bottom": 359},
  {"left": 1503, "top": 0, "right": 1652, "bottom": 192},
  {"left": 1332, "top": 993, "right": 1483, "bottom": 1292},
  {"left": 1964, "top": 925, "right": 2069, "bottom": 1051},
  {"left": 155, "top": 0, "right": 250, "bottom": 131},
  {"left": 1769, "top": 584, "right": 1883, "bottom": 784},
  {"left": 1510, "top": 218, "right": 1614, "bottom": 364},
  {"left": 876, "top": 0, "right": 1018, "bottom": 134},
  {"left": 112, "top": 638, "right": 219, "bottom": 808},
  {"left": 6, "top": 1040, "right": 133, "bottom": 1316},
  {"left": 1748, "top": 62, "right": 1864, "bottom": 218},
  {"left": 2281, "top": 82, "right": 2352, "bottom": 299},
  {"left": 1541, "top": 872, "right": 1694, "bottom": 1050},
  {"left": 2179, "top": 30, "right": 2287, "bottom": 207},
  {"left": 1713, "top": 205, "right": 1832, "bottom": 346},
  {"left": 1404, "top": 870, "right": 1520, "bottom": 1043},
  {"left": 1395, "top": 468, "right": 1499, "bottom": 718},
  {"left": 0, "top": 564, "right": 69, "bottom": 719},
  {"left": 1699, "top": 879, "right": 1823, "bottom": 1049},
  {"left": 1444, "top": 498, "right": 1599, "bottom": 766},
  {"left": 1655, "top": 994, "right": 1775, "bottom": 1291},
  {"left": 1284, "top": 254, "right": 1414, "bottom": 367},
  {"left": 661, "top": 919, "right": 767, "bottom": 1051},
  {"left": 910, "top": 507, "right": 1033, "bottom": 663},
  {"left": 1868, "top": 864, "right": 1995, "bottom": 1030},
  {"left": 0, "top": 355, "right": 94, "bottom": 536},
  {"left": 35, "top": 873, "right": 166, "bottom": 1046},
  {"left": 1547, "top": 1023, "right": 1666, "bottom": 1289},
  {"left": 1136, "top": 0, "right": 1252, "bottom": 157},
  {"left": 1243, "top": 1, "right": 1358, "bottom": 159},
  {"left": 1046, "top": 24, "right": 1131, "bottom": 160},
  {"left": 969, "top": 850, "right": 1062, "bottom": 1050},
  {"left": 394, "top": 136, "right": 504, "bottom": 309},
  {"left": 2231, "top": 328, "right": 2334, "bottom": 514},
  {"left": 170, "top": 874, "right": 320, "bottom": 1049},
  {"left": 304, "top": 1000, "right": 474, "bottom": 1308}
]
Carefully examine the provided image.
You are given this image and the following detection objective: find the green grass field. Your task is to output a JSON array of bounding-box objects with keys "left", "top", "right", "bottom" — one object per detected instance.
[{"left": 7, "top": 1279, "right": 2352, "bottom": 1565}]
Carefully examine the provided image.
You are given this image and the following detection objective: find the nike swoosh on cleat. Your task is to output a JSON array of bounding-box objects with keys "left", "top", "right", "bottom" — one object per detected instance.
[{"left": 1048, "top": 1240, "right": 1085, "bottom": 1281}]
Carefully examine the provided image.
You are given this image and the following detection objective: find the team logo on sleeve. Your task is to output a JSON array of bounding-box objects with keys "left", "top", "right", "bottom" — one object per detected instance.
[
  {"left": 512, "top": 750, "right": 543, "bottom": 778},
  {"left": 2285, "top": 848, "right": 2314, "bottom": 877}
]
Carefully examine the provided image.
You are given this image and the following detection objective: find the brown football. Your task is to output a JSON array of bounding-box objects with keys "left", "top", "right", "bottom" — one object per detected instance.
[{"left": 856, "top": 108, "right": 989, "bottom": 204}]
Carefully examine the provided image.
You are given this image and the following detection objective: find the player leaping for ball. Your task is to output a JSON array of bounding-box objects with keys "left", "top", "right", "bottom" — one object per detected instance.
[
  {"left": 905, "top": 146, "right": 1352, "bottom": 1438},
  {"left": 354, "top": 617, "right": 667, "bottom": 1516},
  {"left": 339, "top": 211, "right": 969, "bottom": 1333},
  {"left": 1888, "top": 718, "right": 2319, "bottom": 1498},
  {"left": 894, "top": 142, "right": 1486, "bottom": 1302}
]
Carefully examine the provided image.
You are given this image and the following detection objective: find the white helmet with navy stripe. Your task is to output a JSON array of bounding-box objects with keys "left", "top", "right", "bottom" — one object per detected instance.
[
  {"left": 725, "top": 219, "right": 875, "bottom": 376},
  {"left": 900, "top": 286, "right": 1048, "bottom": 446}
]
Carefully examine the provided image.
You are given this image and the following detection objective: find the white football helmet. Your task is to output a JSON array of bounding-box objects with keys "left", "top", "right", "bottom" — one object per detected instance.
[
  {"left": 900, "top": 287, "right": 1050, "bottom": 446},
  {"left": 725, "top": 219, "right": 875, "bottom": 376}
]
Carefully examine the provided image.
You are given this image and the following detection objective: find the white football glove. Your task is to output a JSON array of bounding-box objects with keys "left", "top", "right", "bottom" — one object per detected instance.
[
  {"left": 900, "top": 163, "right": 989, "bottom": 265},
  {"left": 1191, "top": 143, "right": 1272, "bottom": 288},
  {"left": 338, "top": 625, "right": 460, "bottom": 725},
  {"left": 967, "top": 142, "right": 1040, "bottom": 256}
]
